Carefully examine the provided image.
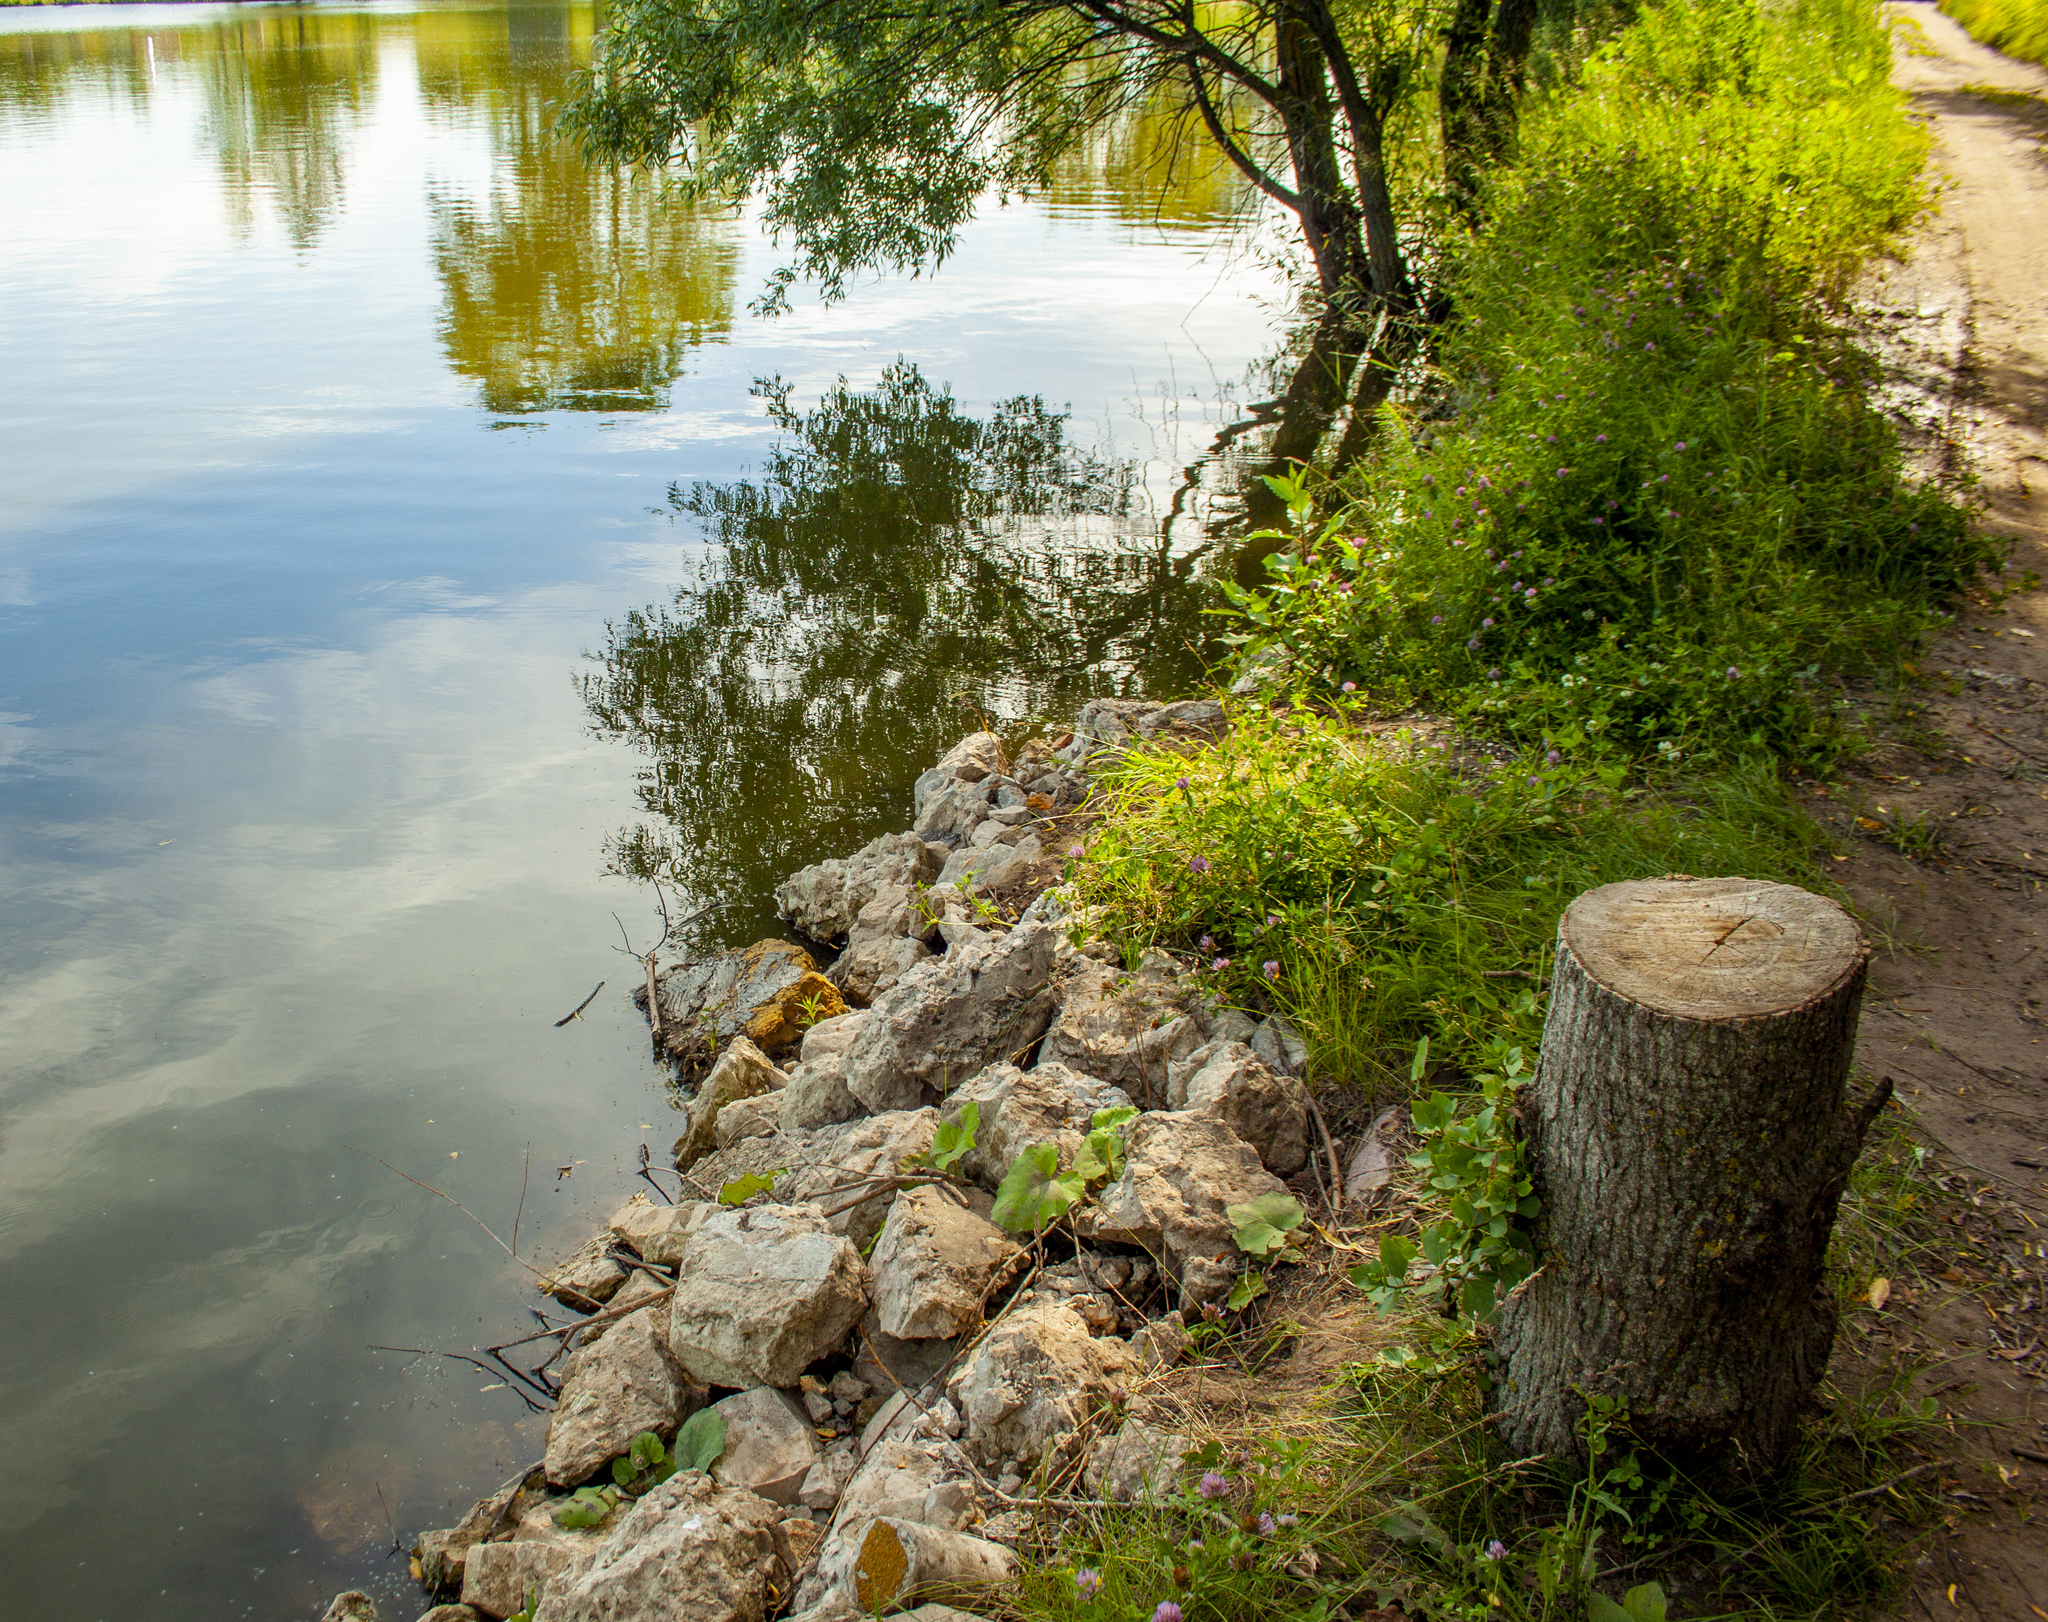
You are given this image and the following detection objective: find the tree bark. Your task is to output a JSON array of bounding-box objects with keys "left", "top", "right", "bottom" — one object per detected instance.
[{"left": 1491, "top": 876, "right": 1888, "bottom": 1474}]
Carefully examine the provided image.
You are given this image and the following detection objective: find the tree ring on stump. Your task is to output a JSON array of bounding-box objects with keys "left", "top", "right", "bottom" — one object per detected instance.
[{"left": 1561, "top": 876, "right": 1864, "bottom": 1021}]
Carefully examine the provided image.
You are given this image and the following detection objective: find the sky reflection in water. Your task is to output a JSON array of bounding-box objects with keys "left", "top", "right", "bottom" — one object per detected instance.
[{"left": 0, "top": 4, "right": 1272, "bottom": 1617}]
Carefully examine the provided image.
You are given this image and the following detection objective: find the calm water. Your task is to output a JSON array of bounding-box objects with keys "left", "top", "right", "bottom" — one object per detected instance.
[{"left": 0, "top": 4, "right": 1275, "bottom": 1617}]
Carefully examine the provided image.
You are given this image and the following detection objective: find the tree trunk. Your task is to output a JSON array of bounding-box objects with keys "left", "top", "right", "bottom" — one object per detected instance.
[
  {"left": 1491, "top": 876, "right": 1888, "bottom": 1474},
  {"left": 1438, "top": 0, "right": 1494, "bottom": 221}
]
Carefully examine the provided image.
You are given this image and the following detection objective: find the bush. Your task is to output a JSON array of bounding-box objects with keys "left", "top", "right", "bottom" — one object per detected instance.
[
  {"left": 1226, "top": 0, "right": 1991, "bottom": 773},
  {"left": 1940, "top": 0, "right": 2048, "bottom": 64}
]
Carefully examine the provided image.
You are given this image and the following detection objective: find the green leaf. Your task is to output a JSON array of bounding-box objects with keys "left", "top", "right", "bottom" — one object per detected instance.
[
  {"left": 719, "top": 1169, "right": 783, "bottom": 1206},
  {"left": 628, "top": 1431, "right": 667, "bottom": 1473},
  {"left": 1225, "top": 1268, "right": 1267, "bottom": 1310},
  {"left": 1377, "top": 1232, "right": 1417, "bottom": 1276},
  {"left": 1071, "top": 1127, "right": 1124, "bottom": 1184},
  {"left": 1409, "top": 1034, "right": 1431, "bottom": 1083},
  {"left": 1460, "top": 1275, "right": 1498, "bottom": 1322},
  {"left": 552, "top": 1485, "right": 618, "bottom": 1529},
  {"left": 673, "top": 1408, "right": 728, "bottom": 1474},
  {"left": 928, "top": 1102, "right": 978, "bottom": 1173},
  {"left": 991, "top": 1143, "right": 1082, "bottom": 1234},
  {"left": 1379, "top": 1505, "right": 1450, "bottom": 1553}
]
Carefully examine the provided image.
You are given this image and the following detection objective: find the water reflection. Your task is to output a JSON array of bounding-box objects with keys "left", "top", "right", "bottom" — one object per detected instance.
[{"left": 581, "top": 362, "right": 1221, "bottom": 936}]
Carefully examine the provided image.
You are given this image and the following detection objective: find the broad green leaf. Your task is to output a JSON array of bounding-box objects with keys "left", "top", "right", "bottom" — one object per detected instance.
[
  {"left": 1379, "top": 1505, "right": 1450, "bottom": 1553},
  {"left": 1090, "top": 1105, "right": 1139, "bottom": 1133},
  {"left": 552, "top": 1485, "right": 617, "bottom": 1529},
  {"left": 673, "top": 1408, "right": 728, "bottom": 1474},
  {"left": 928, "top": 1102, "right": 977, "bottom": 1173},
  {"left": 1409, "top": 1034, "right": 1431, "bottom": 1083},
  {"left": 629, "top": 1431, "right": 666, "bottom": 1472},
  {"left": 719, "top": 1169, "right": 783, "bottom": 1206},
  {"left": 991, "top": 1143, "right": 1082, "bottom": 1234},
  {"left": 1460, "top": 1275, "right": 1498, "bottom": 1322},
  {"left": 1377, "top": 1232, "right": 1417, "bottom": 1276},
  {"left": 1226, "top": 1268, "right": 1267, "bottom": 1311},
  {"left": 1072, "top": 1127, "right": 1124, "bottom": 1184}
]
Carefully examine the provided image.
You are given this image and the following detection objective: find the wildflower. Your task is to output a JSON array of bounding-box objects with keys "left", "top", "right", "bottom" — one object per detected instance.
[
  {"left": 1268, "top": 913, "right": 1281, "bottom": 926},
  {"left": 1154, "top": 1606, "right": 1185, "bottom": 1622},
  {"left": 1187, "top": 1539, "right": 1205, "bottom": 1552},
  {"left": 1546, "top": 750, "right": 1562, "bottom": 764},
  {"left": 1341, "top": 680, "right": 1357, "bottom": 692},
  {"left": 1726, "top": 666, "right": 1739, "bottom": 679},
  {"left": 1595, "top": 433, "right": 1608, "bottom": 443},
  {"left": 1263, "top": 960, "right": 1279, "bottom": 980},
  {"left": 1074, "top": 1568, "right": 1103, "bottom": 1600},
  {"left": 1525, "top": 589, "right": 1537, "bottom": 600},
  {"left": 1556, "top": 466, "right": 1569, "bottom": 478},
  {"left": 1211, "top": 956, "right": 1230, "bottom": 973},
  {"left": 1431, "top": 614, "right": 1443, "bottom": 624},
  {"left": 1175, "top": 776, "right": 1190, "bottom": 792},
  {"left": 1482, "top": 617, "right": 1495, "bottom": 628},
  {"left": 1188, "top": 855, "right": 1211, "bottom": 875},
  {"left": 1457, "top": 486, "right": 1468, "bottom": 496},
  {"left": 1068, "top": 843, "right": 1085, "bottom": 858},
  {"left": 1544, "top": 577, "right": 1555, "bottom": 586},
  {"left": 1487, "top": 668, "right": 1500, "bottom": 679},
  {"left": 1468, "top": 637, "right": 1481, "bottom": 650},
  {"left": 1199, "top": 935, "right": 1215, "bottom": 952},
  {"left": 1423, "top": 474, "right": 1435, "bottom": 487},
  {"left": 1909, "top": 521, "right": 1920, "bottom": 533},
  {"left": 1659, "top": 472, "right": 1669, "bottom": 483},
  {"left": 1592, "top": 516, "right": 1604, "bottom": 525},
  {"left": 1674, "top": 440, "right": 1687, "bottom": 451},
  {"left": 1486, "top": 1540, "right": 1509, "bottom": 1561},
  {"left": 1277, "top": 1513, "right": 1299, "bottom": 1527},
  {"left": 1547, "top": 433, "right": 1558, "bottom": 444},
  {"left": 1199, "top": 1472, "right": 1230, "bottom": 1500},
  {"left": 1644, "top": 342, "right": 1656, "bottom": 351},
  {"left": 1258, "top": 1513, "right": 1279, "bottom": 1537},
  {"left": 1574, "top": 305, "right": 1586, "bottom": 318}
]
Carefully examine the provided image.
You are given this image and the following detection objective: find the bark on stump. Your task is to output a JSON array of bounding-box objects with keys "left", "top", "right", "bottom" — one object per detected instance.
[{"left": 1491, "top": 876, "right": 1887, "bottom": 1473}]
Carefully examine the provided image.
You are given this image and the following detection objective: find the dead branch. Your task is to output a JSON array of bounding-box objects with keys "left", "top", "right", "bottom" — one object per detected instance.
[{"left": 346, "top": 1145, "right": 549, "bottom": 1280}]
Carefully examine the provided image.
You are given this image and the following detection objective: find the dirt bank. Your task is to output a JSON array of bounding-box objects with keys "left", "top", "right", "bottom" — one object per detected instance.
[{"left": 1817, "top": 6, "right": 2048, "bottom": 1615}]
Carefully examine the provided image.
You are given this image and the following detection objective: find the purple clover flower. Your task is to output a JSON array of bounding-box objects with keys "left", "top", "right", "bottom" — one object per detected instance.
[
  {"left": 1486, "top": 1539, "right": 1508, "bottom": 1561},
  {"left": 1198, "top": 1472, "right": 1230, "bottom": 1500},
  {"left": 1075, "top": 1568, "right": 1102, "bottom": 1599},
  {"left": 1068, "top": 843, "right": 1085, "bottom": 858},
  {"left": 1263, "top": 960, "right": 1279, "bottom": 979},
  {"left": 1199, "top": 935, "right": 1215, "bottom": 951},
  {"left": 1546, "top": 750, "right": 1562, "bottom": 764},
  {"left": 1482, "top": 617, "right": 1495, "bottom": 628},
  {"left": 1153, "top": 1606, "right": 1185, "bottom": 1622},
  {"left": 1431, "top": 614, "right": 1443, "bottom": 624},
  {"left": 1675, "top": 440, "right": 1687, "bottom": 452},
  {"left": 1210, "top": 956, "right": 1230, "bottom": 972},
  {"left": 1468, "top": 637, "right": 1481, "bottom": 650},
  {"left": 1341, "top": 680, "right": 1357, "bottom": 693},
  {"left": 1188, "top": 855, "right": 1211, "bottom": 875},
  {"left": 1595, "top": 433, "right": 1608, "bottom": 443},
  {"left": 1175, "top": 775, "right": 1190, "bottom": 790},
  {"left": 1726, "top": 666, "right": 1740, "bottom": 679},
  {"left": 1258, "top": 1513, "right": 1279, "bottom": 1537}
]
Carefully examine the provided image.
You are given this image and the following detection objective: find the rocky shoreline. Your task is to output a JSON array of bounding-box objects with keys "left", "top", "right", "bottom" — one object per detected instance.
[{"left": 323, "top": 695, "right": 1333, "bottom": 1622}]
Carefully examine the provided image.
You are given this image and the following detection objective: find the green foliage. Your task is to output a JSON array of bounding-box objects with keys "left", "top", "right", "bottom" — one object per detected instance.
[
  {"left": 1349, "top": 1040, "right": 1537, "bottom": 1325},
  {"left": 1229, "top": 1191, "right": 1308, "bottom": 1259},
  {"left": 1223, "top": 0, "right": 1992, "bottom": 774},
  {"left": 672, "top": 1407, "right": 728, "bottom": 1473},
  {"left": 992, "top": 1143, "right": 1086, "bottom": 1236},
  {"left": 718, "top": 1168, "right": 782, "bottom": 1206},
  {"left": 924, "top": 1102, "right": 978, "bottom": 1176},
  {"left": 1590, "top": 1582, "right": 1669, "bottom": 1622},
  {"left": 551, "top": 1418, "right": 725, "bottom": 1531},
  {"left": 1939, "top": 0, "right": 2048, "bottom": 65}
]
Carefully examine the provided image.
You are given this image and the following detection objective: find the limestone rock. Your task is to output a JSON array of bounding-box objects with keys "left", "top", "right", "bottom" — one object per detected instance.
[
  {"left": 1167, "top": 1039, "right": 1312, "bottom": 1177},
  {"left": 844, "top": 883, "right": 920, "bottom": 949},
  {"left": 1082, "top": 1111, "right": 1286, "bottom": 1304},
  {"left": 671, "top": 1036, "right": 788, "bottom": 1172},
  {"left": 837, "top": 1518, "right": 1018, "bottom": 1614},
  {"left": 539, "top": 1236, "right": 627, "bottom": 1314},
  {"left": 545, "top": 1311, "right": 694, "bottom": 1487},
  {"left": 741, "top": 971, "right": 846, "bottom": 1053},
  {"left": 849, "top": 1311, "right": 961, "bottom": 1397},
  {"left": 1084, "top": 1418, "right": 1190, "bottom": 1502},
  {"left": 1192, "top": 998, "right": 1259, "bottom": 1048},
  {"left": 716, "top": 1090, "right": 785, "bottom": 1149},
  {"left": 709, "top": 1386, "right": 821, "bottom": 1505},
  {"left": 827, "top": 935, "right": 933, "bottom": 1009},
  {"left": 531, "top": 1474, "right": 793, "bottom": 1622},
  {"left": 779, "top": 1051, "right": 866, "bottom": 1131},
  {"left": 652, "top": 939, "right": 825, "bottom": 1065},
  {"left": 1128, "top": 1309, "right": 1190, "bottom": 1372},
  {"left": 776, "top": 832, "right": 945, "bottom": 943},
  {"left": 798, "top": 1438, "right": 858, "bottom": 1512},
  {"left": 869, "top": 1186, "right": 1024, "bottom": 1341},
  {"left": 936, "top": 832, "right": 1042, "bottom": 894},
  {"left": 608, "top": 1196, "right": 714, "bottom": 1268},
  {"left": 415, "top": 1607, "right": 480, "bottom": 1622},
  {"left": 463, "top": 1540, "right": 575, "bottom": 1620},
  {"left": 839, "top": 922, "right": 1062, "bottom": 1113},
  {"left": 777, "top": 1110, "right": 938, "bottom": 1248},
  {"left": 319, "top": 1594, "right": 377, "bottom": 1622},
  {"left": 945, "top": 1300, "right": 1139, "bottom": 1473},
  {"left": 578, "top": 1270, "right": 671, "bottom": 1349},
  {"left": 913, "top": 779, "right": 997, "bottom": 847},
  {"left": 668, "top": 1204, "right": 869, "bottom": 1388},
  {"left": 411, "top": 1467, "right": 544, "bottom": 1592},
  {"left": 913, "top": 732, "right": 1004, "bottom": 816},
  {"left": 1040, "top": 952, "right": 1201, "bottom": 1095},
  {"left": 1251, "top": 1013, "right": 1308, "bottom": 1077},
  {"left": 1055, "top": 697, "right": 1227, "bottom": 770},
  {"left": 938, "top": 1062, "right": 1133, "bottom": 1190}
]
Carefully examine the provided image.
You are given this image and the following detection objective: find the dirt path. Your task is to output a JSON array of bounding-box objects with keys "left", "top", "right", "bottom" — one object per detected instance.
[{"left": 1810, "top": 6, "right": 2048, "bottom": 1616}]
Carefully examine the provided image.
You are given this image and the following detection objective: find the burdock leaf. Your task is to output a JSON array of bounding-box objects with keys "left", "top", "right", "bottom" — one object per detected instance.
[{"left": 992, "top": 1143, "right": 1083, "bottom": 1234}]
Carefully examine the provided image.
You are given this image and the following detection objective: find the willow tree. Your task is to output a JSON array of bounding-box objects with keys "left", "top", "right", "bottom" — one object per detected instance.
[{"left": 559, "top": 0, "right": 1447, "bottom": 455}]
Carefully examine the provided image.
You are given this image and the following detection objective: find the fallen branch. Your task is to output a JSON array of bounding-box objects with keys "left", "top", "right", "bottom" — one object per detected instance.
[
  {"left": 346, "top": 1145, "right": 549, "bottom": 1280},
  {"left": 554, "top": 981, "right": 605, "bottom": 1026},
  {"left": 1792, "top": 1459, "right": 1941, "bottom": 1517}
]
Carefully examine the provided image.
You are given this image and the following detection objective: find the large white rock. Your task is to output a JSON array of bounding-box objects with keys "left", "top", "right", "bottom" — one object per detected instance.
[
  {"left": 1167, "top": 1039, "right": 1313, "bottom": 1177},
  {"left": 945, "top": 1300, "right": 1139, "bottom": 1474},
  {"left": 539, "top": 1237, "right": 628, "bottom": 1314},
  {"left": 1040, "top": 952, "right": 1202, "bottom": 1095},
  {"left": 1083, "top": 1111, "right": 1288, "bottom": 1305},
  {"left": 1055, "top": 697, "right": 1228, "bottom": 770},
  {"left": 608, "top": 1196, "right": 714, "bottom": 1267},
  {"left": 827, "top": 935, "right": 934, "bottom": 1009},
  {"left": 775, "top": 832, "right": 944, "bottom": 943},
  {"left": 532, "top": 1474, "right": 800, "bottom": 1622},
  {"left": 544, "top": 1312, "right": 694, "bottom": 1488},
  {"left": 674, "top": 1036, "right": 787, "bottom": 1173},
  {"left": 839, "top": 922, "right": 1063, "bottom": 1113},
  {"left": 843, "top": 883, "right": 920, "bottom": 948},
  {"left": 937, "top": 1062, "right": 1133, "bottom": 1191},
  {"left": 912, "top": 732, "right": 1005, "bottom": 815},
  {"left": 912, "top": 779, "right": 998, "bottom": 846},
  {"left": 710, "top": 1387, "right": 821, "bottom": 1505},
  {"left": 935, "top": 832, "right": 1043, "bottom": 894},
  {"left": 1084, "top": 1417, "right": 1190, "bottom": 1502},
  {"left": 464, "top": 1539, "right": 579, "bottom": 1620},
  {"left": 868, "top": 1186, "right": 1024, "bottom": 1341},
  {"left": 1251, "top": 1013, "right": 1309, "bottom": 1077},
  {"left": 779, "top": 1051, "right": 866, "bottom": 1130},
  {"left": 652, "top": 938, "right": 837, "bottom": 1061},
  {"left": 776, "top": 1110, "right": 939, "bottom": 1248},
  {"left": 668, "top": 1204, "right": 870, "bottom": 1389},
  {"left": 317, "top": 1594, "right": 376, "bottom": 1622}
]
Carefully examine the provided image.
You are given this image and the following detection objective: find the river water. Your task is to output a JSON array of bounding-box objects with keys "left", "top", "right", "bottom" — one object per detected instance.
[{"left": 0, "top": 3, "right": 1276, "bottom": 1617}]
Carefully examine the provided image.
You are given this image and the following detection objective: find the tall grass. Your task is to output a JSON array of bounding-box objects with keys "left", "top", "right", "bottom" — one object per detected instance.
[
  {"left": 1230, "top": 0, "right": 1990, "bottom": 771},
  {"left": 1940, "top": 0, "right": 2048, "bottom": 64}
]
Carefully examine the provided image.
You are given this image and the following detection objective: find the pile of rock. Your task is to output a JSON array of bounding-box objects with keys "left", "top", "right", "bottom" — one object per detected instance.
[{"left": 392, "top": 702, "right": 1314, "bottom": 1622}]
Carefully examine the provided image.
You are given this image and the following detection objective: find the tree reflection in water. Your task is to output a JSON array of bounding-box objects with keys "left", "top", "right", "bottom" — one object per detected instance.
[{"left": 580, "top": 361, "right": 1225, "bottom": 943}]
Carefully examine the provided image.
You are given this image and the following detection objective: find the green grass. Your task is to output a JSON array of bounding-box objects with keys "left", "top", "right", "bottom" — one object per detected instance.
[
  {"left": 1940, "top": 0, "right": 2048, "bottom": 65},
  {"left": 1022, "top": 0, "right": 1982, "bottom": 1616}
]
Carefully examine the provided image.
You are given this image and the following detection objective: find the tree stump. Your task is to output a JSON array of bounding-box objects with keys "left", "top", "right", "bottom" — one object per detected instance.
[{"left": 1491, "top": 876, "right": 1887, "bottom": 1472}]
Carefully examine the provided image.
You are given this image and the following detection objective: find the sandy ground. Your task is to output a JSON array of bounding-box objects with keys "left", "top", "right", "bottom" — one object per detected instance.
[{"left": 1809, "top": 6, "right": 2048, "bottom": 1615}]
